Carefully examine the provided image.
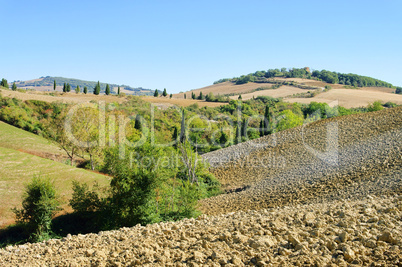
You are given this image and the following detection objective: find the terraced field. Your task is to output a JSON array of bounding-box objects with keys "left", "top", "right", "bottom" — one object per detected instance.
[{"left": 1, "top": 107, "right": 401, "bottom": 266}]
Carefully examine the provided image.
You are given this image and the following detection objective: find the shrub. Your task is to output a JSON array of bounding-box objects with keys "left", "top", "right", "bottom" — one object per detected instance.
[
  {"left": 13, "top": 176, "right": 59, "bottom": 242},
  {"left": 367, "top": 101, "right": 384, "bottom": 112}
]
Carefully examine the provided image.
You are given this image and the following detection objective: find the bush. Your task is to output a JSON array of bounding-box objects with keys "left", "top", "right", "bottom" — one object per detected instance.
[
  {"left": 367, "top": 101, "right": 384, "bottom": 112},
  {"left": 13, "top": 176, "right": 59, "bottom": 242}
]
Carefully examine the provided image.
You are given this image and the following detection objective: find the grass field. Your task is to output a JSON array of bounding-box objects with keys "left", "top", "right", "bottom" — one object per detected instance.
[
  {"left": 0, "top": 121, "right": 63, "bottom": 157},
  {"left": 0, "top": 147, "right": 110, "bottom": 227},
  {"left": 285, "top": 88, "right": 402, "bottom": 108},
  {"left": 0, "top": 122, "right": 110, "bottom": 227},
  {"left": 142, "top": 96, "right": 225, "bottom": 108},
  {"left": 229, "top": 85, "right": 308, "bottom": 100}
]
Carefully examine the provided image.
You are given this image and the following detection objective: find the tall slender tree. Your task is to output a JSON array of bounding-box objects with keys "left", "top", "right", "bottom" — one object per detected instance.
[
  {"left": 179, "top": 109, "right": 186, "bottom": 144},
  {"left": 12, "top": 82, "right": 17, "bottom": 91},
  {"left": 118, "top": 86, "right": 120, "bottom": 95},
  {"left": 75, "top": 85, "right": 80, "bottom": 94},
  {"left": 94, "top": 81, "right": 101, "bottom": 95},
  {"left": 66, "top": 83, "right": 71, "bottom": 92},
  {"left": 105, "top": 84, "right": 110, "bottom": 95},
  {"left": 162, "top": 88, "right": 167, "bottom": 97},
  {"left": 83, "top": 86, "right": 88, "bottom": 94},
  {"left": 154, "top": 89, "right": 159, "bottom": 97},
  {"left": 53, "top": 80, "right": 56, "bottom": 91},
  {"left": 63, "top": 83, "right": 66, "bottom": 92}
]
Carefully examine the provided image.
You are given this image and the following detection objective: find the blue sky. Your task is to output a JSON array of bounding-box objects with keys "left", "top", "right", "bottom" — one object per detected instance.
[{"left": 1, "top": 0, "right": 401, "bottom": 93}]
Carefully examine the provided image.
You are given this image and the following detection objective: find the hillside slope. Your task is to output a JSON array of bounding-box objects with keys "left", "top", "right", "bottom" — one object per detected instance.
[
  {"left": 200, "top": 106, "right": 402, "bottom": 214},
  {"left": 0, "top": 122, "right": 110, "bottom": 226},
  {"left": 0, "top": 108, "right": 401, "bottom": 266},
  {"left": 14, "top": 76, "right": 152, "bottom": 95},
  {"left": 0, "top": 121, "right": 64, "bottom": 160}
]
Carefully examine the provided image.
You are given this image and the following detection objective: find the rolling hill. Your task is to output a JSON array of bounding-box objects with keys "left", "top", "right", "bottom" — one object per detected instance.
[
  {"left": 0, "top": 122, "right": 109, "bottom": 226},
  {"left": 14, "top": 76, "right": 153, "bottom": 96}
]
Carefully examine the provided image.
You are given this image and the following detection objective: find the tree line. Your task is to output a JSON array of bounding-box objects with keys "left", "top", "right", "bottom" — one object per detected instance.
[{"left": 213, "top": 67, "right": 395, "bottom": 88}]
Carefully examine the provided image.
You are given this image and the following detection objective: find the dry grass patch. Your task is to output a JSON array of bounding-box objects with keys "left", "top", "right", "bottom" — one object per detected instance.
[
  {"left": 286, "top": 88, "right": 402, "bottom": 108},
  {"left": 142, "top": 97, "right": 225, "bottom": 108}
]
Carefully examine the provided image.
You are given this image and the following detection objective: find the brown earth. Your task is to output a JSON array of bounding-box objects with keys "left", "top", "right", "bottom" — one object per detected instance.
[
  {"left": 286, "top": 88, "right": 402, "bottom": 108},
  {"left": 0, "top": 104, "right": 401, "bottom": 266}
]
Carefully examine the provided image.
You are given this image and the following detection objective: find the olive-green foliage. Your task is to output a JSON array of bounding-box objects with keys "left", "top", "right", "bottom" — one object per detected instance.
[
  {"left": 367, "top": 101, "right": 384, "bottom": 112},
  {"left": 396, "top": 87, "right": 402, "bottom": 94},
  {"left": 12, "top": 82, "right": 17, "bottom": 91},
  {"left": 276, "top": 110, "right": 303, "bottom": 132},
  {"left": 154, "top": 89, "right": 159, "bottom": 97},
  {"left": 73, "top": 140, "right": 221, "bottom": 229},
  {"left": 83, "top": 86, "right": 88, "bottom": 94},
  {"left": 13, "top": 176, "right": 59, "bottom": 242}
]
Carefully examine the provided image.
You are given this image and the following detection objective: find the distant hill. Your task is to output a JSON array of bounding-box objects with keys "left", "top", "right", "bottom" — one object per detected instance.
[{"left": 14, "top": 76, "right": 153, "bottom": 96}]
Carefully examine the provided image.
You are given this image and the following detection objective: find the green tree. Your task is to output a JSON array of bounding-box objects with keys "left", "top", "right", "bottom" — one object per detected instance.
[
  {"left": 170, "top": 93, "right": 173, "bottom": 99},
  {"left": 261, "top": 105, "right": 271, "bottom": 136},
  {"left": 1, "top": 78, "right": 9, "bottom": 88},
  {"left": 105, "top": 84, "right": 110, "bottom": 95},
  {"left": 134, "top": 114, "right": 143, "bottom": 131},
  {"left": 62, "top": 83, "right": 66, "bottom": 93},
  {"left": 12, "top": 82, "right": 17, "bottom": 91},
  {"left": 180, "top": 109, "right": 186, "bottom": 144},
  {"left": 53, "top": 80, "right": 56, "bottom": 91},
  {"left": 198, "top": 91, "right": 203, "bottom": 100},
  {"left": 367, "top": 101, "right": 384, "bottom": 112},
  {"left": 277, "top": 110, "right": 303, "bottom": 132},
  {"left": 13, "top": 176, "right": 59, "bottom": 242},
  {"left": 118, "top": 86, "right": 120, "bottom": 95},
  {"left": 66, "top": 83, "right": 71, "bottom": 92},
  {"left": 162, "top": 88, "right": 167, "bottom": 97},
  {"left": 238, "top": 94, "right": 242, "bottom": 100},
  {"left": 84, "top": 86, "right": 88, "bottom": 94},
  {"left": 154, "top": 89, "right": 159, "bottom": 97},
  {"left": 94, "top": 81, "right": 101, "bottom": 95},
  {"left": 191, "top": 92, "right": 196, "bottom": 99},
  {"left": 75, "top": 85, "right": 80, "bottom": 94}
]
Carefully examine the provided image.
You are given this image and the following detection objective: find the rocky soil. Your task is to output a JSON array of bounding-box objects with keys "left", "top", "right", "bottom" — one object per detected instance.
[
  {"left": 200, "top": 106, "right": 402, "bottom": 214},
  {"left": 1, "top": 107, "right": 401, "bottom": 266},
  {"left": 1, "top": 196, "right": 401, "bottom": 266}
]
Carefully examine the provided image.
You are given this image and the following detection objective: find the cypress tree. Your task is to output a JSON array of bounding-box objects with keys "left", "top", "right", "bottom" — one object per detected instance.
[
  {"left": 170, "top": 93, "right": 173, "bottom": 99},
  {"left": 53, "top": 80, "right": 56, "bottom": 91},
  {"left": 12, "top": 82, "right": 17, "bottom": 91},
  {"left": 191, "top": 92, "right": 196, "bottom": 99},
  {"left": 262, "top": 105, "right": 271, "bottom": 135},
  {"left": 63, "top": 83, "right": 66, "bottom": 93},
  {"left": 84, "top": 86, "right": 88, "bottom": 94},
  {"left": 66, "top": 83, "right": 71, "bottom": 92},
  {"left": 134, "top": 114, "right": 142, "bottom": 131},
  {"left": 198, "top": 91, "right": 203, "bottom": 100},
  {"left": 118, "top": 86, "right": 120, "bottom": 95},
  {"left": 179, "top": 109, "right": 186, "bottom": 144},
  {"left": 154, "top": 89, "right": 159, "bottom": 97},
  {"left": 94, "top": 81, "right": 100, "bottom": 95},
  {"left": 105, "top": 84, "right": 110, "bottom": 95},
  {"left": 219, "top": 128, "right": 228, "bottom": 147},
  {"left": 172, "top": 126, "right": 179, "bottom": 147},
  {"left": 75, "top": 85, "right": 80, "bottom": 94},
  {"left": 162, "top": 88, "right": 167, "bottom": 97}
]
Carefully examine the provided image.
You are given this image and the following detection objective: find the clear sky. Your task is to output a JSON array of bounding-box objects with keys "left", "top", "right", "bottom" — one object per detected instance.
[{"left": 1, "top": 0, "right": 401, "bottom": 93}]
